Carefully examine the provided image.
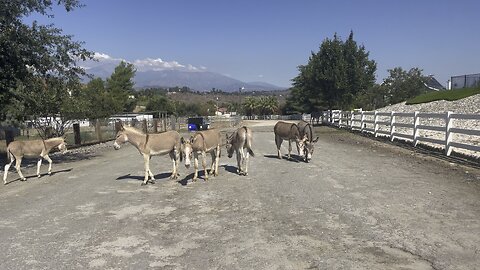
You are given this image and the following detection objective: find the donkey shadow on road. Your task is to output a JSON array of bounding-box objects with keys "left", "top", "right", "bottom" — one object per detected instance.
[
  {"left": 116, "top": 172, "right": 172, "bottom": 182},
  {"left": 4, "top": 168, "right": 73, "bottom": 186},
  {"left": 263, "top": 154, "right": 301, "bottom": 163}
]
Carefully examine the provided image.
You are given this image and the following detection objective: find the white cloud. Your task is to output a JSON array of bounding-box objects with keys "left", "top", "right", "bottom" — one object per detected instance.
[
  {"left": 82, "top": 53, "right": 204, "bottom": 73},
  {"left": 258, "top": 74, "right": 264, "bottom": 78}
]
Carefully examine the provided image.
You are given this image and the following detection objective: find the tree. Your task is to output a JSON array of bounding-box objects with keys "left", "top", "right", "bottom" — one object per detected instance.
[
  {"left": 106, "top": 61, "right": 137, "bottom": 113},
  {"left": 243, "top": 97, "right": 258, "bottom": 119},
  {"left": 383, "top": 67, "right": 429, "bottom": 104},
  {"left": 258, "top": 96, "right": 279, "bottom": 115},
  {"left": 0, "top": 0, "right": 92, "bottom": 127},
  {"left": 288, "top": 31, "right": 376, "bottom": 112}
]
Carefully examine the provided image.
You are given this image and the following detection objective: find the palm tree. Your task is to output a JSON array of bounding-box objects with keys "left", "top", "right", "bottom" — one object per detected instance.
[
  {"left": 243, "top": 97, "right": 258, "bottom": 119},
  {"left": 259, "top": 96, "right": 279, "bottom": 116}
]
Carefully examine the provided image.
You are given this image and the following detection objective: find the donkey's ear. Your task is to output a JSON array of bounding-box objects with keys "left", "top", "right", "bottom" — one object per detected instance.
[
  {"left": 181, "top": 137, "right": 186, "bottom": 144},
  {"left": 189, "top": 135, "right": 195, "bottom": 143},
  {"left": 312, "top": 136, "right": 319, "bottom": 143}
]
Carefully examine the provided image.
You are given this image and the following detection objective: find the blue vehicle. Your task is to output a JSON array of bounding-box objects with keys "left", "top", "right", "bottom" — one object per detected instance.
[{"left": 187, "top": 117, "right": 210, "bottom": 131}]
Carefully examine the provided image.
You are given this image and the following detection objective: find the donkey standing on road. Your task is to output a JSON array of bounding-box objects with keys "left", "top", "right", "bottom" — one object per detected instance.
[
  {"left": 113, "top": 123, "right": 181, "bottom": 185},
  {"left": 225, "top": 126, "right": 255, "bottom": 176},
  {"left": 273, "top": 121, "right": 306, "bottom": 160},
  {"left": 3, "top": 137, "right": 68, "bottom": 184},
  {"left": 297, "top": 120, "right": 319, "bottom": 162},
  {"left": 181, "top": 129, "right": 221, "bottom": 181}
]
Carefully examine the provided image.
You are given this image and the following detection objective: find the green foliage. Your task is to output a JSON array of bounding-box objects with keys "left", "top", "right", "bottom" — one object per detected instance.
[
  {"left": 0, "top": 0, "right": 93, "bottom": 125},
  {"left": 242, "top": 96, "right": 279, "bottom": 116},
  {"left": 106, "top": 61, "right": 136, "bottom": 112},
  {"left": 287, "top": 31, "right": 376, "bottom": 112},
  {"left": 406, "top": 86, "right": 480, "bottom": 105},
  {"left": 383, "top": 67, "right": 430, "bottom": 104},
  {"left": 353, "top": 84, "right": 389, "bottom": 110}
]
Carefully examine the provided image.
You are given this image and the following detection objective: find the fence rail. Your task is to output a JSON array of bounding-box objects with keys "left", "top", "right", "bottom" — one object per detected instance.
[{"left": 321, "top": 110, "right": 480, "bottom": 158}]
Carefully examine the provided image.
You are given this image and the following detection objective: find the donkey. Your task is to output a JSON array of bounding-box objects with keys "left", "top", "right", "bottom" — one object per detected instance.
[
  {"left": 273, "top": 121, "right": 306, "bottom": 160},
  {"left": 181, "top": 129, "right": 221, "bottom": 181},
  {"left": 297, "top": 120, "right": 319, "bottom": 162},
  {"left": 3, "top": 137, "right": 67, "bottom": 184},
  {"left": 113, "top": 124, "right": 181, "bottom": 185},
  {"left": 225, "top": 126, "right": 255, "bottom": 176}
]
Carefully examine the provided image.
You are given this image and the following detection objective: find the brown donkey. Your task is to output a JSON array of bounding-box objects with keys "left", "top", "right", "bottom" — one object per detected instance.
[
  {"left": 225, "top": 126, "right": 254, "bottom": 175},
  {"left": 273, "top": 121, "right": 306, "bottom": 160},
  {"left": 3, "top": 137, "right": 67, "bottom": 184},
  {"left": 181, "top": 129, "right": 221, "bottom": 181},
  {"left": 113, "top": 124, "right": 181, "bottom": 185}
]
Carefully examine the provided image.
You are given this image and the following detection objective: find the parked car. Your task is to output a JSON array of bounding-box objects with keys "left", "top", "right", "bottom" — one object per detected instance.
[{"left": 187, "top": 117, "right": 210, "bottom": 131}]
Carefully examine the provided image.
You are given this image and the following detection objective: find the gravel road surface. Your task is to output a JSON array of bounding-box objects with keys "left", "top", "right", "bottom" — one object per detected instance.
[{"left": 1, "top": 122, "right": 479, "bottom": 269}]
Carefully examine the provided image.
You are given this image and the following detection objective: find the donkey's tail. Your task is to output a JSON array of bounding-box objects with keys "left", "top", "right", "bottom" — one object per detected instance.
[{"left": 247, "top": 147, "right": 255, "bottom": 157}]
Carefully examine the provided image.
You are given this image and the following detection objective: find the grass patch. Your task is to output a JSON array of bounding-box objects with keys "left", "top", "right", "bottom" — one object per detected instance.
[{"left": 406, "top": 86, "right": 480, "bottom": 105}]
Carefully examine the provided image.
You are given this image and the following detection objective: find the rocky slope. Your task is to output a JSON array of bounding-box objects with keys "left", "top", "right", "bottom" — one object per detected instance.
[{"left": 375, "top": 94, "right": 480, "bottom": 158}]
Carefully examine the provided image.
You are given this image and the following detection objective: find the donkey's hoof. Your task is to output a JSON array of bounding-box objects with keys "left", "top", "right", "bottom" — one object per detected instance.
[
  {"left": 37, "top": 174, "right": 41, "bottom": 178},
  {"left": 48, "top": 171, "right": 52, "bottom": 175},
  {"left": 21, "top": 178, "right": 27, "bottom": 181},
  {"left": 141, "top": 182, "right": 147, "bottom": 186},
  {"left": 149, "top": 179, "right": 156, "bottom": 184}
]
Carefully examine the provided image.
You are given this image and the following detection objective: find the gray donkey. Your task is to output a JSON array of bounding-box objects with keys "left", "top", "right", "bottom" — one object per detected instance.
[
  {"left": 225, "top": 126, "right": 255, "bottom": 176},
  {"left": 273, "top": 121, "right": 306, "bottom": 160}
]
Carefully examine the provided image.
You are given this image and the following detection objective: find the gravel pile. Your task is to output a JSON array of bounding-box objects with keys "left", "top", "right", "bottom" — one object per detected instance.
[{"left": 376, "top": 94, "right": 480, "bottom": 158}]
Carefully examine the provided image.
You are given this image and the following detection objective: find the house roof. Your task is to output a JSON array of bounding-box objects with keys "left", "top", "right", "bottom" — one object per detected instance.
[{"left": 424, "top": 76, "right": 445, "bottom": 91}]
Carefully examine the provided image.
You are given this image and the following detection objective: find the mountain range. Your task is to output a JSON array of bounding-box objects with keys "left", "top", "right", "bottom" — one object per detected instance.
[{"left": 82, "top": 53, "right": 287, "bottom": 92}]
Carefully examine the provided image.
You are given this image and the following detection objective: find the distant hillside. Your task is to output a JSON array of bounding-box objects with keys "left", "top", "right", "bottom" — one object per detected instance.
[{"left": 82, "top": 54, "right": 287, "bottom": 92}]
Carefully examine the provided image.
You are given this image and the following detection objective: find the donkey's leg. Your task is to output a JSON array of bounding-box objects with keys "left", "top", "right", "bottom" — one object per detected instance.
[
  {"left": 209, "top": 151, "right": 216, "bottom": 175},
  {"left": 288, "top": 140, "right": 292, "bottom": 159},
  {"left": 275, "top": 136, "right": 283, "bottom": 159},
  {"left": 244, "top": 148, "right": 250, "bottom": 176},
  {"left": 142, "top": 154, "right": 152, "bottom": 185},
  {"left": 147, "top": 156, "right": 155, "bottom": 181},
  {"left": 44, "top": 155, "right": 53, "bottom": 175},
  {"left": 36, "top": 158, "right": 43, "bottom": 178},
  {"left": 214, "top": 145, "right": 220, "bottom": 177},
  {"left": 201, "top": 151, "right": 209, "bottom": 180},
  {"left": 3, "top": 154, "right": 14, "bottom": 184},
  {"left": 15, "top": 158, "right": 26, "bottom": 181},
  {"left": 236, "top": 150, "right": 242, "bottom": 174},
  {"left": 193, "top": 153, "right": 199, "bottom": 181},
  {"left": 169, "top": 151, "right": 178, "bottom": 179}
]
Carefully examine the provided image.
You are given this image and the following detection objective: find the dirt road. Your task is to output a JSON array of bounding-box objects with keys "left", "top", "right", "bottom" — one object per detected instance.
[{"left": 1, "top": 122, "right": 479, "bottom": 269}]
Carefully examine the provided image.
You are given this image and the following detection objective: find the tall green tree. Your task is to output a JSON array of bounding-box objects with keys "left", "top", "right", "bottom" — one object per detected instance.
[
  {"left": 383, "top": 67, "right": 429, "bottom": 104},
  {"left": 106, "top": 61, "right": 136, "bottom": 113},
  {"left": 288, "top": 31, "right": 376, "bottom": 112},
  {"left": 0, "top": 0, "right": 92, "bottom": 126}
]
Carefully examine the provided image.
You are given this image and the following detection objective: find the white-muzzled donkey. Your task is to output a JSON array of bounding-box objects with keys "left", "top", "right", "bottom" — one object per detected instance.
[
  {"left": 113, "top": 123, "right": 181, "bottom": 185},
  {"left": 3, "top": 137, "right": 67, "bottom": 184},
  {"left": 181, "top": 129, "right": 221, "bottom": 182},
  {"left": 297, "top": 120, "right": 319, "bottom": 162},
  {"left": 225, "top": 126, "right": 254, "bottom": 176}
]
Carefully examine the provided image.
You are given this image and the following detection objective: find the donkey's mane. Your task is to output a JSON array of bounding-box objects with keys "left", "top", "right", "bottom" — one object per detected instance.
[{"left": 124, "top": 126, "right": 145, "bottom": 136}]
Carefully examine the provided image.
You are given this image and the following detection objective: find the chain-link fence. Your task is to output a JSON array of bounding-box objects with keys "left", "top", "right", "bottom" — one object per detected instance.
[{"left": 451, "top": 73, "right": 480, "bottom": 89}]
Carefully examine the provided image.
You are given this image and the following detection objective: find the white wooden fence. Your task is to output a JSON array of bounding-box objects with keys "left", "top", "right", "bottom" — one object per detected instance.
[{"left": 322, "top": 110, "right": 480, "bottom": 157}]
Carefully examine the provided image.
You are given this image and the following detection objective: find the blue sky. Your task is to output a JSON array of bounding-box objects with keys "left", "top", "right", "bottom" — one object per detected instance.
[{"left": 26, "top": 0, "right": 479, "bottom": 88}]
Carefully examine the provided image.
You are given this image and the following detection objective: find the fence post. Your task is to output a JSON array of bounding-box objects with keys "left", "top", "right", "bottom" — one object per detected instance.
[
  {"left": 374, "top": 110, "right": 378, "bottom": 137},
  {"left": 390, "top": 111, "right": 396, "bottom": 142},
  {"left": 142, "top": 119, "right": 148, "bottom": 134},
  {"left": 360, "top": 111, "right": 365, "bottom": 132},
  {"left": 413, "top": 111, "right": 420, "bottom": 146},
  {"left": 339, "top": 111, "right": 343, "bottom": 127},
  {"left": 445, "top": 111, "right": 453, "bottom": 156},
  {"left": 350, "top": 111, "right": 354, "bottom": 129},
  {"left": 73, "top": 123, "right": 81, "bottom": 145}
]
